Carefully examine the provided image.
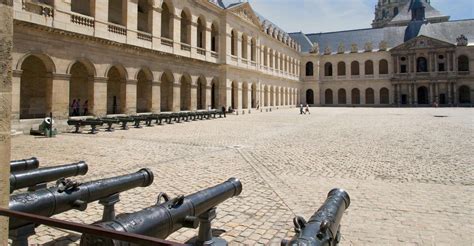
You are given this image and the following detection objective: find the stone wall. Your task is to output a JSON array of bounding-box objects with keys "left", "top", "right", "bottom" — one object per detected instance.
[{"left": 0, "top": 0, "right": 13, "bottom": 243}]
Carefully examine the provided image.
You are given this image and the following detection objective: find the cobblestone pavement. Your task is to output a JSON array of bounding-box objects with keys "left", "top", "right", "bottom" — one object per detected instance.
[{"left": 10, "top": 107, "right": 474, "bottom": 245}]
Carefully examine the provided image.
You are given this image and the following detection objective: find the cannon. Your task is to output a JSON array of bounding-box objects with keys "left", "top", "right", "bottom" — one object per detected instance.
[
  {"left": 10, "top": 161, "right": 89, "bottom": 193},
  {"left": 282, "top": 188, "right": 351, "bottom": 246},
  {"left": 81, "top": 178, "right": 243, "bottom": 246},
  {"left": 10, "top": 157, "right": 39, "bottom": 173},
  {"left": 8, "top": 169, "right": 154, "bottom": 245}
]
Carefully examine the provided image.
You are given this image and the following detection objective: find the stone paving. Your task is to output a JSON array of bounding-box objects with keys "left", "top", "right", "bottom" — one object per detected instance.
[{"left": 9, "top": 107, "right": 474, "bottom": 245}]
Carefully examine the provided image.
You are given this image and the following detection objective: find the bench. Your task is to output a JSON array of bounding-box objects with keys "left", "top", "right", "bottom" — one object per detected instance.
[{"left": 67, "top": 119, "right": 104, "bottom": 134}]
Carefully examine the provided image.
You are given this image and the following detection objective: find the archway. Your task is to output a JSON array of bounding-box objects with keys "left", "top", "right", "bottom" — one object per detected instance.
[
  {"left": 365, "top": 88, "right": 375, "bottom": 104},
  {"left": 351, "top": 88, "right": 360, "bottom": 104},
  {"left": 264, "top": 85, "right": 269, "bottom": 107},
  {"left": 197, "top": 77, "right": 206, "bottom": 110},
  {"left": 338, "top": 89, "right": 346, "bottom": 104},
  {"left": 20, "top": 55, "right": 51, "bottom": 119},
  {"left": 459, "top": 85, "right": 471, "bottom": 104},
  {"left": 231, "top": 81, "right": 238, "bottom": 109},
  {"left": 251, "top": 83, "right": 257, "bottom": 108},
  {"left": 160, "top": 71, "right": 174, "bottom": 112},
  {"left": 69, "top": 62, "right": 93, "bottom": 116},
  {"left": 180, "top": 75, "right": 191, "bottom": 111},
  {"left": 136, "top": 69, "right": 152, "bottom": 113},
  {"left": 106, "top": 66, "right": 126, "bottom": 114},
  {"left": 242, "top": 82, "right": 249, "bottom": 109},
  {"left": 211, "top": 78, "right": 218, "bottom": 109},
  {"left": 270, "top": 86, "right": 274, "bottom": 106},
  {"left": 380, "top": 88, "right": 390, "bottom": 104},
  {"left": 306, "top": 89, "right": 314, "bottom": 105},
  {"left": 325, "top": 89, "right": 333, "bottom": 104},
  {"left": 417, "top": 86, "right": 429, "bottom": 104}
]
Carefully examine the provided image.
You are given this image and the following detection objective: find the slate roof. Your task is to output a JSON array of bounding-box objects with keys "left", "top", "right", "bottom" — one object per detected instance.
[
  {"left": 290, "top": 19, "right": 474, "bottom": 54},
  {"left": 209, "top": 0, "right": 245, "bottom": 9}
]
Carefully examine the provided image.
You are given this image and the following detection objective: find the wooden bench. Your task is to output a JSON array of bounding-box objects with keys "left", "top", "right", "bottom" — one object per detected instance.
[{"left": 67, "top": 119, "right": 103, "bottom": 134}]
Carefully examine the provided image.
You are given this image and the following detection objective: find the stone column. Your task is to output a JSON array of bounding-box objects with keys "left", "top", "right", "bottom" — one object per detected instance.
[
  {"left": 151, "top": 5, "right": 162, "bottom": 50},
  {"left": 429, "top": 83, "right": 434, "bottom": 103},
  {"left": 172, "top": 81, "right": 181, "bottom": 112},
  {"left": 125, "top": 80, "right": 137, "bottom": 114},
  {"left": 237, "top": 82, "right": 243, "bottom": 113},
  {"left": 190, "top": 20, "right": 198, "bottom": 57},
  {"left": 237, "top": 31, "right": 242, "bottom": 60},
  {"left": 94, "top": 0, "right": 110, "bottom": 39},
  {"left": 173, "top": 14, "right": 181, "bottom": 50},
  {"left": 127, "top": 0, "right": 138, "bottom": 43},
  {"left": 435, "top": 83, "right": 440, "bottom": 103},
  {"left": 151, "top": 81, "right": 161, "bottom": 113},
  {"left": 451, "top": 51, "right": 456, "bottom": 72},
  {"left": 453, "top": 83, "right": 458, "bottom": 105},
  {"left": 51, "top": 74, "right": 71, "bottom": 120},
  {"left": 408, "top": 84, "right": 412, "bottom": 104},
  {"left": 447, "top": 82, "right": 452, "bottom": 105},
  {"left": 226, "top": 79, "right": 232, "bottom": 109},
  {"left": 247, "top": 86, "right": 252, "bottom": 110},
  {"left": 92, "top": 77, "right": 107, "bottom": 116},
  {"left": 11, "top": 71, "right": 21, "bottom": 120},
  {"left": 206, "top": 83, "right": 212, "bottom": 109},
  {"left": 0, "top": 1, "right": 13, "bottom": 242}
]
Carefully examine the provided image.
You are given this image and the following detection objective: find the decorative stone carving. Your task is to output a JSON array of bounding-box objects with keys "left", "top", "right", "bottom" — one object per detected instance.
[
  {"left": 337, "top": 42, "right": 345, "bottom": 53},
  {"left": 351, "top": 43, "right": 358, "bottom": 53},
  {"left": 364, "top": 42, "right": 373, "bottom": 52},
  {"left": 457, "top": 34, "right": 468, "bottom": 46},
  {"left": 379, "top": 40, "right": 388, "bottom": 51},
  {"left": 324, "top": 46, "right": 331, "bottom": 55},
  {"left": 310, "top": 42, "right": 319, "bottom": 54}
]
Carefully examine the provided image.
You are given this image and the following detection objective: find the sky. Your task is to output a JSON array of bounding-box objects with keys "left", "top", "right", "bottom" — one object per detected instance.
[{"left": 248, "top": 0, "right": 474, "bottom": 34}]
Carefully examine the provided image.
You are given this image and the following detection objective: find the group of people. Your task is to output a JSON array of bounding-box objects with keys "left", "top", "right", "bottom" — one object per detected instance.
[
  {"left": 300, "top": 104, "right": 311, "bottom": 114},
  {"left": 70, "top": 99, "right": 89, "bottom": 116}
]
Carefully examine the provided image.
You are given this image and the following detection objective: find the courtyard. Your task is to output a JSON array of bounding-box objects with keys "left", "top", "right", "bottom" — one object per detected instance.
[{"left": 11, "top": 107, "right": 474, "bottom": 245}]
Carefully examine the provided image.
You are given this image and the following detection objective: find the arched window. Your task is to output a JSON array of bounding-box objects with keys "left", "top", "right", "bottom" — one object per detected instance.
[
  {"left": 180, "top": 10, "right": 191, "bottom": 45},
  {"left": 325, "top": 89, "right": 333, "bottom": 104},
  {"left": 365, "top": 60, "right": 374, "bottom": 75},
  {"left": 306, "top": 89, "right": 314, "bottom": 104},
  {"left": 108, "top": 0, "right": 126, "bottom": 26},
  {"left": 324, "top": 62, "right": 333, "bottom": 76},
  {"left": 458, "top": 55, "right": 469, "bottom": 72},
  {"left": 351, "top": 61, "right": 360, "bottom": 76},
  {"left": 380, "top": 88, "right": 390, "bottom": 104},
  {"left": 211, "top": 23, "right": 218, "bottom": 52},
  {"left": 231, "top": 30, "right": 237, "bottom": 56},
  {"left": 417, "top": 57, "right": 428, "bottom": 72},
  {"left": 351, "top": 88, "right": 360, "bottom": 104},
  {"left": 72, "top": 0, "right": 92, "bottom": 16},
  {"left": 305, "top": 62, "right": 314, "bottom": 76},
  {"left": 241, "top": 34, "right": 248, "bottom": 59},
  {"left": 250, "top": 38, "right": 256, "bottom": 61},
  {"left": 379, "top": 59, "right": 389, "bottom": 74},
  {"left": 197, "top": 17, "right": 206, "bottom": 49},
  {"left": 338, "top": 89, "right": 347, "bottom": 104},
  {"left": 337, "top": 62, "right": 346, "bottom": 76},
  {"left": 161, "top": 2, "right": 173, "bottom": 39},
  {"left": 137, "top": 0, "right": 151, "bottom": 33},
  {"left": 365, "top": 88, "right": 375, "bottom": 104}
]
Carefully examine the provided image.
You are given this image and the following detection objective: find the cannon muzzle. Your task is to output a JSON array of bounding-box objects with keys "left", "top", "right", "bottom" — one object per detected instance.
[
  {"left": 10, "top": 161, "right": 89, "bottom": 193},
  {"left": 10, "top": 157, "right": 39, "bottom": 173},
  {"left": 9, "top": 168, "right": 154, "bottom": 230},
  {"left": 283, "top": 188, "right": 350, "bottom": 246},
  {"left": 81, "top": 178, "right": 242, "bottom": 245}
]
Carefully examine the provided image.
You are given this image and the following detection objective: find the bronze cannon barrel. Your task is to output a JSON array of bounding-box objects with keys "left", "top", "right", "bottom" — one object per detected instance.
[
  {"left": 9, "top": 168, "right": 154, "bottom": 230},
  {"left": 10, "top": 157, "right": 39, "bottom": 173},
  {"left": 283, "top": 188, "right": 350, "bottom": 246},
  {"left": 10, "top": 161, "right": 89, "bottom": 193},
  {"left": 81, "top": 178, "right": 242, "bottom": 245}
]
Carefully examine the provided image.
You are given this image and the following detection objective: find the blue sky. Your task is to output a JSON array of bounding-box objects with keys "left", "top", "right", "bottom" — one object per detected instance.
[{"left": 248, "top": 0, "right": 474, "bottom": 33}]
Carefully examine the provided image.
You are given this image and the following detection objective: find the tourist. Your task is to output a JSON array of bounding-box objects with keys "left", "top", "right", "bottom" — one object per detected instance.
[
  {"left": 221, "top": 106, "right": 226, "bottom": 118},
  {"left": 83, "top": 100, "right": 89, "bottom": 116},
  {"left": 75, "top": 99, "right": 81, "bottom": 116},
  {"left": 70, "top": 99, "right": 76, "bottom": 116},
  {"left": 300, "top": 104, "right": 304, "bottom": 114},
  {"left": 305, "top": 104, "right": 311, "bottom": 114}
]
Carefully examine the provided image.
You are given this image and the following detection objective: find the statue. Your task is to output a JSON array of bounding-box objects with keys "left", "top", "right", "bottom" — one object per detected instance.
[
  {"left": 338, "top": 42, "right": 345, "bottom": 54},
  {"left": 324, "top": 46, "right": 331, "bottom": 55},
  {"left": 310, "top": 42, "right": 319, "bottom": 54},
  {"left": 364, "top": 42, "right": 373, "bottom": 52},
  {"left": 351, "top": 43, "right": 358, "bottom": 53},
  {"left": 379, "top": 40, "right": 388, "bottom": 51},
  {"left": 457, "top": 34, "right": 468, "bottom": 46}
]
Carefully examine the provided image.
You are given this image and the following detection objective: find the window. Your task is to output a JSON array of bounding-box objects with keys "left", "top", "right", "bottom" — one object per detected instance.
[
  {"left": 458, "top": 55, "right": 469, "bottom": 72},
  {"left": 379, "top": 59, "right": 388, "bottom": 74},
  {"left": 365, "top": 60, "right": 374, "bottom": 75},
  {"left": 351, "top": 61, "right": 360, "bottom": 76},
  {"left": 324, "top": 63, "right": 333, "bottom": 76},
  {"left": 337, "top": 62, "right": 346, "bottom": 76},
  {"left": 305, "top": 62, "right": 314, "bottom": 76}
]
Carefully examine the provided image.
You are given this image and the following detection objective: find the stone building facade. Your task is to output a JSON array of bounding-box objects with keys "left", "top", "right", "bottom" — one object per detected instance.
[{"left": 8, "top": 0, "right": 474, "bottom": 132}]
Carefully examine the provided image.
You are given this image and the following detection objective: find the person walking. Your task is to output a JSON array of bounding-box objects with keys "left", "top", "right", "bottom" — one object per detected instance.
[
  {"left": 300, "top": 104, "right": 304, "bottom": 114},
  {"left": 221, "top": 106, "right": 226, "bottom": 118},
  {"left": 83, "top": 100, "right": 89, "bottom": 116},
  {"left": 305, "top": 104, "right": 311, "bottom": 114},
  {"left": 70, "top": 99, "right": 76, "bottom": 116}
]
